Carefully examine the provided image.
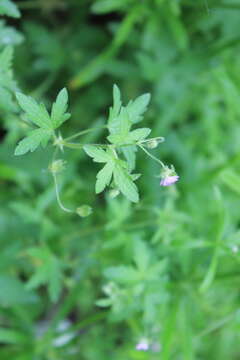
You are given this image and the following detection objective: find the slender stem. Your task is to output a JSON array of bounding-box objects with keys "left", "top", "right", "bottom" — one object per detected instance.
[
  {"left": 138, "top": 144, "right": 165, "bottom": 168},
  {"left": 52, "top": 173, "right": 73, "bottom": 213},
  {"left": 62, "top": 141, "right": 138, "bottom": 150},
  {"left": 64, "top": 126, "right": 107, "bottom": 141},
  {"left": 62, "top": 142, "right": 107, "bottom": 149}
]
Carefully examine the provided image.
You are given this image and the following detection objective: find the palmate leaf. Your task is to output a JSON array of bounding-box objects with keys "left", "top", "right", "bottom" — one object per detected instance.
[
  {"left": 14, "top": 129, "right": 52, "bottom": 156},
  {"left": 15, "top": 88, "right": 70, "bottom": 155},
  {"left": 16, "top": 92, "right": 52, "bottom": 129}
]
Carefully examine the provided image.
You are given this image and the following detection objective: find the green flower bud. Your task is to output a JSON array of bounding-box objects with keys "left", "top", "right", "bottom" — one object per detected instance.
[
  {"left": 76, "top": 205, "right": 92, "bottom": 217},
  {"left": 146, "top": 138, "right": 159, "bottom": 149},
  {"left": 49, "top": 159, "right": 66, "bottom": 174}
]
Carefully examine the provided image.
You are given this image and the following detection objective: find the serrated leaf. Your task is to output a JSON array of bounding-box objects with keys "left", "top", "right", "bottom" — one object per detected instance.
[
  {"left": 96, "top": 161, "right": 114, "bottom": 193},
  {"left": 0, "top": 0, "right": 20, "bottom": 18},
  {"left": 122, "top": 146, "right": 137, "bottom": 171},
  {"left": 51, "top": 88, "right": 71, "bottom": 129},
  {"left": 128, "top": 128, "right": 151, "bottom": 142},
  {"left": 113, "top": 164, "right": 139, "bottom": 203},
  {"left": 16, "top": 92, "right": 52, "bottom": 129},
  {"left": 108, "top": 107, "right": 132, "bottom": 145},
  {"left": 126, "top": 93, "right": 151, "bottom": 123},
  {"left": 14, "top": 129, "right": 52, "bottom": 156},
  {"left": 83, "top": 145, "right": 111, "bottom": 163}
]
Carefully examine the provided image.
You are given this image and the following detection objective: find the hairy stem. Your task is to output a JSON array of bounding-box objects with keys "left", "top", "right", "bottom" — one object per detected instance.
[{"left": 52, "top": 173, "right": 73, "bottom": 213}]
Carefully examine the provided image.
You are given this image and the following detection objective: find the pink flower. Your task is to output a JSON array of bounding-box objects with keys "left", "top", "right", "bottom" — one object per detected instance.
[
  {"left": 135, "top": 339, "right": 149, "bottom": 351},
  {"left": 160, "top": 175, "right": 179, "bottom": 186}
]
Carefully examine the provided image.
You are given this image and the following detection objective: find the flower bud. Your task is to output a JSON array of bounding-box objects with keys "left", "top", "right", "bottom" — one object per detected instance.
[
  {"left": 49, "top": 159, "right": 66, "bottom": 174},
  {"left": 76, "top": 205, "right": 92, "bottom": 217},
  {"left": 146, "top": 138, "right": 159, "bottom": 149}
]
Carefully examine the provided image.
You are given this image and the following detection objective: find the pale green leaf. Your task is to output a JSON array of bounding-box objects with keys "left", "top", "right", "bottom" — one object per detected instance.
[
  {"left": 108, "top": 107, "right": 132, "bottom": 145},
  {"left": 14, "top": 129, "right": 52, "bottom": 156},
  {"left": 126, "top": 93, "right": 151, "bottom": 123},
  {"left": 122, "top": 146, "right": 136, "bottom": 171},
  {"left": 16, "top": 92, "right": 52, "bottom": 129},
  {"left": 128, "top": 127, "right": 151, "bottom": 142},
  {"left": 96, "top": 161, "right": 114, "bottom": 193},
  {"left": 51, "top": 87, "right": 71, "bottom": 129},
  {"left": 113, "top": 164, "right": 139, "bottom": 202},
  {"left": 83, "top": 145, "right": 111, "bottom": 163}
]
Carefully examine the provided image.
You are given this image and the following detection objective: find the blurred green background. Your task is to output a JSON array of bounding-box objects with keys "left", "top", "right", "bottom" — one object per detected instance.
[{"left": 1, "top": 0, "right": 240, "bottom": 358}]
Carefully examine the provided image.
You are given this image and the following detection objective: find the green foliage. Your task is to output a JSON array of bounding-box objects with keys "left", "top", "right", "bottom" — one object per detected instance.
[
  {"left": 14, "top": 88, "right": 70, "bottom": 155},
  {"left": 2, "top": 0, "right": 240, "bottom": 359}
]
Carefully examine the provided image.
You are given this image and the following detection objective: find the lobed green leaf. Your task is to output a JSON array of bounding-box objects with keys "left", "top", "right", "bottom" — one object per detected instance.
[
  {"left": 51, "top": 87, "right": 71, "bottom": 129},
  {"left": 14, "top": 129, "right": 52, "bottom": 156},
  {"left": 16, "top": 92, "right": 52, "bottom": 129}
]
